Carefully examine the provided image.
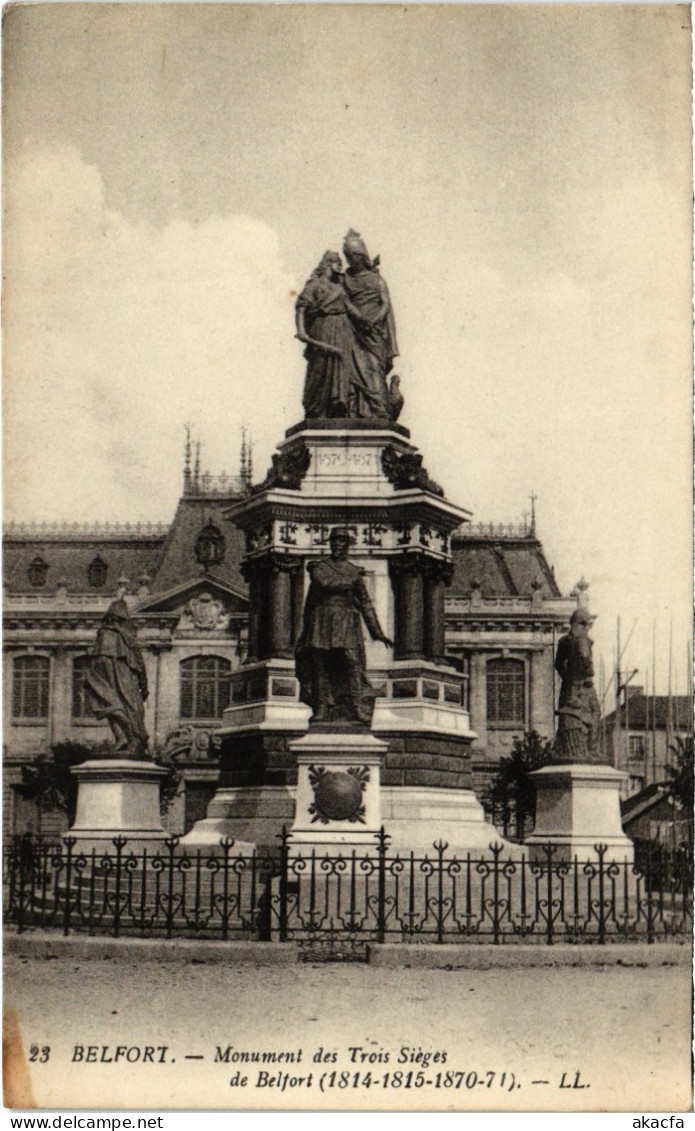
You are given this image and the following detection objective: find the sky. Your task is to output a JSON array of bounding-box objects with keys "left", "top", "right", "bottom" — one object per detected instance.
[{"left": 3, "top": 4, "right": 692, "bottom": 697}]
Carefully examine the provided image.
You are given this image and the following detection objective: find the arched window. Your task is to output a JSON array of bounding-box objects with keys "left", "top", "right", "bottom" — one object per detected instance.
[
  {"left": 87, "top": 556, "right": 108, "bottom": 589},
  {"left": 180, "top": 656, "right": 231, "bottom": 719},
  {"left": 28, "top": 557, "right": 48, "bottom": 588},
  {"left": 72, "top": 655, "right": 96, "bottom": 719},
  {"left": 486, "top": 658, "right": 525, "bottom": 726},
  {"left": 12, "top": 655, "right": 50, "bottom": 719}
]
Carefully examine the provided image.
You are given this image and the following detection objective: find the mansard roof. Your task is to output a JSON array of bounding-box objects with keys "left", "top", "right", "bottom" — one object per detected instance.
[
  {"left": 3, "top": 523, "right": 166, "bottom": 595},
  {"left": 151, "top": 497, "right": 247, "bottom": 593},
  {"left": 449, "top": 523, "right": 562, "bottom": 599},
  {"left": 4, "top": 504, "right": 566, "bottom": 604}
]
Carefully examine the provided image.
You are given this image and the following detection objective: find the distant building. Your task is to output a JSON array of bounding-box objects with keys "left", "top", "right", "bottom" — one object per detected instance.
[
  {"left": 3, "top": 442, "right": 578, "bottom": 836},
  {"left": 602, "top": 688, "right": 692, "bottom": 796}
]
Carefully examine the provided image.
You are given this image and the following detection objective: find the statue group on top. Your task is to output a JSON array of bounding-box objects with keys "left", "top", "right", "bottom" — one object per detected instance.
[{"left": 295, "top": 230, "right": 403, "bottom": 421}]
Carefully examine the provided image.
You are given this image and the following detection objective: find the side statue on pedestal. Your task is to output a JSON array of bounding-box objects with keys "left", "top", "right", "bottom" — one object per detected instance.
[
  {"left": 554, "top": 608, "right": 602, "bottom": 762},
  {"left": 86, "top": 599, "right": 150, "bottom": 758},
  {"left": 295, "top": 230, "right": 401, "bottom": 421},
  {"left": 296, "top": 528, "right": 392, "bottom": 726}
]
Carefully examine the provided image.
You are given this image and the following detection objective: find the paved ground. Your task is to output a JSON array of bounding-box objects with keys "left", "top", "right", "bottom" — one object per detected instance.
[{"left": 4, "top": 951, "right": 692, "bottom": 1112}]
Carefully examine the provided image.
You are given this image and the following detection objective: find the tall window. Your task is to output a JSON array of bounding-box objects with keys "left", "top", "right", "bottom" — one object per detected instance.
[
  {"left": 12, "top": 656, "right": 50, "bottom": 719},
  {"left": 486, "top": 658, "right": 525, "bottom": 726},
  {"left": 629, "top": 735, "right": 646, "bottom": 759},
  {"left": 28, "top": 557, "right": 49, "bottom": 588},
  {"left": 180, "top": 656, "right": 231, "bottom": 719},
  {"left": 72, "top": 655, "right": 96, "bottom": 719}
]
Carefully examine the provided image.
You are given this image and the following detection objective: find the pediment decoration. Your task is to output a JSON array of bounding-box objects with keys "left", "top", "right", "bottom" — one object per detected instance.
[
  {"left": 181, "top": 591, "right": 229, "bottom": 632},
  {"left": 135, "top": 575, "right": 248, "bottom": 622}
]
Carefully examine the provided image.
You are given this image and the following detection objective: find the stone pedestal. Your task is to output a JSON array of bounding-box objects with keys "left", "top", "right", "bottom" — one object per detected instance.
[
  {"left": 182, "top": 419, "right": 481, "bottom": 853},
  {"left": 525, "top": 764, "right": 634, "bottom": 862},
  {"left": 178, "top": 786, "right": 284, "bottom": 852},
  {"left": 290, "top": 729, "right": 387, "bottom": 850},
  {"left": 380, "top": 786, "right": 514, "bottom": 855},
  {"left": 69, "top": 760, "right": 168, "bottom": 849}
]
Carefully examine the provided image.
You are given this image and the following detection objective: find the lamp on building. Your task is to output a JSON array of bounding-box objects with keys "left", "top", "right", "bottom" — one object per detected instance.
[{"left": 194, "top": 518, "right": 225, "bottom": 572}]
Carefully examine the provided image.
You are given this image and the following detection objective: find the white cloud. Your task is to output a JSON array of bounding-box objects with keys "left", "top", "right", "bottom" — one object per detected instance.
[{"left": 4, "top": 144, "right": 299, "bottom": 521}]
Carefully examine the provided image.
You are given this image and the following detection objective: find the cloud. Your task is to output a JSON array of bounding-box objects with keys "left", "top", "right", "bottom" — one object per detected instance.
[{"left": 4, "top": 144, "right": 299, "bottom": 520}]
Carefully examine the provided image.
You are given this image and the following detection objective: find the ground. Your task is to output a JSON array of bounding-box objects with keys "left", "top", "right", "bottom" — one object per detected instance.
[{"left": 4, "top": 951, "right": 692, "bottom": 1113}]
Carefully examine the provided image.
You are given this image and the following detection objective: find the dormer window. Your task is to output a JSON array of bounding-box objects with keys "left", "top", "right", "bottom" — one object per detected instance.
[
  {"left": 194, "top": 520, "right": 225, "bottom": 571},
  {"left": 87, "top": 555, "right": 108, "bottom": 588},
  {"left": 28, "top": 557, "right": 48, "bottom": 588}
]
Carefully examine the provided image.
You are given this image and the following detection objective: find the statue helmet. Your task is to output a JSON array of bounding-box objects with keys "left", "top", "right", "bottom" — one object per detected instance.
[
  {"left": 342, "top": 229, "right": 373, "bottom": 268},
  {"left": 329, "top": 526, "right": 352, "bottom": 545}
]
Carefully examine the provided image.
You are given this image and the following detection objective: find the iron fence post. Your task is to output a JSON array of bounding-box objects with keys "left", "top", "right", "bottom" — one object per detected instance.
[
  {"left": 595, "top": 844, "right": 607, "bottom": 945},
  {"left": 112, "top": 836, "right": 127, "bottom": 938},
  {"left": 376, "top": 827, "right": 388, "bottom": 944},
  {"left": 544, "top": 843, "right": 555, "bottom": 946},
  {"left": 164, "top": 836, "right": 179, "bottom": 939},
  {"left": 435, "top": 840, "right": 447, "bottom": 945},
  {"left": 11, "top": 836, "right": 25, "bottom": 934},
  {"left": 645, "top": 841, "right": 656, "bottom": 944},
  {"left": 219, "top": 836, "right": 235, "bottom": 942},
  {"left": 278, "top": 826, "right": 290, "bottom": 943},
  {"left": 62, "top": 836, "right": 76, "bottom": 937}
]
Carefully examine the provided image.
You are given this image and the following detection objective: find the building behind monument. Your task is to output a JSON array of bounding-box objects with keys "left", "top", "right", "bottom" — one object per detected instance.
[{"left": 3, "top": 439, "right": 578, "bottom": 837}]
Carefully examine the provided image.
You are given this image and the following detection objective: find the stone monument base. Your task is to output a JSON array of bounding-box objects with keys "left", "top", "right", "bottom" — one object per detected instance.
[
  {"left": 69, "top": 760, "right": 169, "bottom": 850},
  {"left": 289, "top": 728, "right": 386, "bottom": 851},
  {"left": 178, "top": 786, "right": 289, "bottom": 852},
  {"left": 525, "top": 763, "right": 634, "bottom": 863},
  {"left": 380, "top": 786, "right": 516, "bottom": 856}
]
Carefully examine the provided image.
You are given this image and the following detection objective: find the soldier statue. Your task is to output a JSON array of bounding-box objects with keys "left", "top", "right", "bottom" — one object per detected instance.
[
  {"left": 554, "top": 607, "right": 602, "bottom": 762},
  {"left": 296, "top": 528, "right": 392, "bottom": 726}
]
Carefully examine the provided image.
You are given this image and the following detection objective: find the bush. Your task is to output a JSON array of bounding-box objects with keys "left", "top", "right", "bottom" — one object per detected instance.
[{"left": 481, "top": 731, "right": 553, "bottom": 842}]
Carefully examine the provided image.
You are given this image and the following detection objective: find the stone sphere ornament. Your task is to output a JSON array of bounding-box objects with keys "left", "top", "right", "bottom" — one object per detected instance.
[{"left": 308, "top": 765, "right": 370, "bottom": 824}]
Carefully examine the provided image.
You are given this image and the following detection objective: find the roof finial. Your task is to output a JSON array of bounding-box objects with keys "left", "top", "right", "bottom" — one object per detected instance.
[
  {"left": 184, "top": 423, "right": 192, "bottom": 493},
  {"left": 247, "top": 433, "right": 253, "bottom": 486},
  {"left": 240, "top": 428, "right": 247, "bottom": 482},
  {"left": 529, "top": 490, "right": 537, "bottom": 537},
  {"left": 194, "top": 441, "right": 201, "bottom": 488}
]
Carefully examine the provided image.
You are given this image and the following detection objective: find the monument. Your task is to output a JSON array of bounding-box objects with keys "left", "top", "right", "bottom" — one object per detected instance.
[
  {"left": 526, "top": 608, "right": 634, "bottom": 861},
  {"left": 68, "top": 599, "right": 168, "bottom": 846},
  {"left": 182, "top": 231, "right": 505, "bottom": 853}
]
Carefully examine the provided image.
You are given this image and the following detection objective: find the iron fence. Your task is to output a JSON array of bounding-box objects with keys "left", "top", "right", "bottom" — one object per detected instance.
[
  {"left": 4, "top": 834, "right": 276, "bottom": 941},
  {"left": 4, "top": 830, "right": 692, "bottom": 947}
]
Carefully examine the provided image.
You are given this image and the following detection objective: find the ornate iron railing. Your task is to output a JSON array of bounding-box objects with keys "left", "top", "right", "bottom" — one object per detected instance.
[
  {"left": 4, "top": 835, "right": 276, "bottom": 941},
  {"left": 4, "top": 831, "right": 692, "bottom": 946}
]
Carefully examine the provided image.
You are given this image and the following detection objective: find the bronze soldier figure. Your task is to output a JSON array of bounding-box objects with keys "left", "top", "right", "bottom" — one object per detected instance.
[{"left": 296, "top": 528, "right": 392, "bottom": 726}]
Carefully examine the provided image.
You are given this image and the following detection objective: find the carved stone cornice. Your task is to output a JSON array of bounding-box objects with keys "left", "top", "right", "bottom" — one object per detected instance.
[
  {"left": 422, "top": 558, "right": 455, "bottom": 586},
  {"left": 388, "top": 552, "right": 426, "bottom": 577},
  {"left": 241, "top": 551, "right": 303, "bottom": 579}
]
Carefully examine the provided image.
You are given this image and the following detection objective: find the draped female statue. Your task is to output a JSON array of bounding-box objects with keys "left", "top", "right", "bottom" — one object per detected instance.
[{"left": 85, "top": 599, "right": 149, "bottom": 757}]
